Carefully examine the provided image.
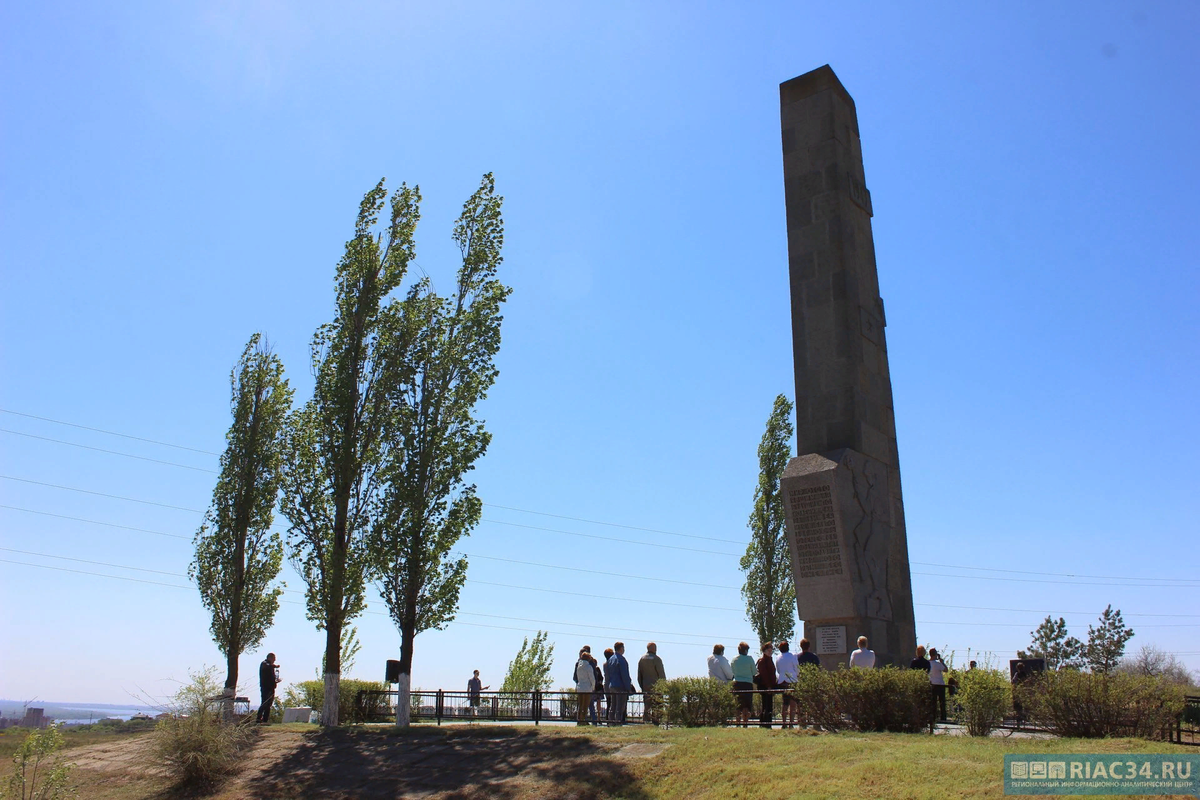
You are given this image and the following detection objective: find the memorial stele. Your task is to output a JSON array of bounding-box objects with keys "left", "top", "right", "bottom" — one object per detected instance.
[{"left": 778, "top": 65, "right": 917, "bottom": 668}]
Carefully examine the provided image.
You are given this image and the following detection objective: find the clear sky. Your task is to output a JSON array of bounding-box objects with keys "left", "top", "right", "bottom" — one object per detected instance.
[{"left": 2, "top": 2, "right": 1197, "bottom": 705}]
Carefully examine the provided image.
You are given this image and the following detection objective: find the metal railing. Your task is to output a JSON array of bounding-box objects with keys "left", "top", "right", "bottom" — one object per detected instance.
[{"left": 354, "top": 689, "right": 648, "bottom": 725}]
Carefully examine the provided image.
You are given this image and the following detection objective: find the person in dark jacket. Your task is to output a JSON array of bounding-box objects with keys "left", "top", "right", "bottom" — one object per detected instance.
[
  {"left": 755, "top": 643, "right": 777, "bottom": 728},
  {"left": 605, "top": 642, "right": 633, "bottom": 725},
  {"left": 601, "top": 647, "right": 615, "bottom": 722},
  {"left": 257, "top": 653, "right": 281, "bottom": 724}
]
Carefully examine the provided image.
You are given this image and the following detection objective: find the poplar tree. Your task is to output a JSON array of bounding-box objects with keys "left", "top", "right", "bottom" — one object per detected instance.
[
  {"left": 190, "top": 334, "right": 293, "bottom": 714},
  {"left": 369, "top": 173, "right": 510, "bottom": 726},
  {"left": 279, "top": 180, "right": 418, "bottom": 726},
  {"left": 740, "top": 394, "right": 798, "bottom": 645}
]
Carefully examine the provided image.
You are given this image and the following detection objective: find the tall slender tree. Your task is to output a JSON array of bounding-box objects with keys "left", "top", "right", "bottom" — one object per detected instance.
[
  {"left": 1085, "top": 605, "right": 1134, "bottom": 675},
  {"left": 190, "top": 334, "right": 293, "bottom": 715},
  {"left": 279, "top": 180, "right": 418, "bottom": 726},
  {"left": 740, "top": 394, "right": 797, "bottom": 645},
  {"left": 369, "top": 173, "right": 510, "bottom": 726}
]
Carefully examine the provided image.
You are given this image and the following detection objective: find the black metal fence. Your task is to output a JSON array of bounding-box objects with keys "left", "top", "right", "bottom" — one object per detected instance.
[{"left": 354, "top": 689, "right": 648, "bottom": 725}]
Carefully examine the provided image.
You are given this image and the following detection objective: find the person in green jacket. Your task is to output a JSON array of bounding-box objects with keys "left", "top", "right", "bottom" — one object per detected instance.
[{"left": 730, "top": 641, "right": 757, "bottom": 727}]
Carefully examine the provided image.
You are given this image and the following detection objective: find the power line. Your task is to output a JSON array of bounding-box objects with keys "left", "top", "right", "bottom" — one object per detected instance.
[
  {"left": 1, "top": 409, "right": 1192, "bottom": 585},
  {"left": 0, "top": 408, "right": 220, "bottom": 456},
  {"left": 913, "top": 561, "right": 1200, "bottom": 585},
  {"left": 458, "top": 611, "right": 742, "bottom": 641},
  {"left": 462, "top": 553, "right": 741, "bottom": 590},
  {"left": 479, "top": 518, "right": 739, "bottom": 556},
  {"left": 0, "top": 476, "right": 205, "bottom": 513},
  {"left": 0, "top": 559, "right": 191, "bottom": 589},
  {"left": 482, "top": 503, "right": 743, "bottom": 545},
  {"left": 916, "top": 602, "right": 1200, "bottom": 619},
  {"left": 0, "top": 547, "right": 187, "bottom": 578},
  {"left": 0, "top": 505, "right": 190, "bottom": 540},
  {"left": 2, "top": 559, "right": 1198, "bottom": 643},
  {"left": 912, "top": 571, "right": 1198, "bottom": 589},
  {"left": 466, "top": 580, "right": 743, "bottom": 613},
  {"left": 0, "top": 428, "right": 218, "bottom": 475}
]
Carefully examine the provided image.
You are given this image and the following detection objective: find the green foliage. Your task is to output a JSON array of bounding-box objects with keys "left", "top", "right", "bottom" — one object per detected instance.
[
  {"left": 1022, "top": 669, "right": 1185, "bottom": 739},
  {"left": 151, "top": 666, "right": 253, "bottom": 791},
  {"left": 659, "top": 677, "right": 736, "bottom": 728},
  {"left": 740, "top": 394, "right": 797, "bottom": 645},
  {"left": 3, "top": 725, "right": 72, "bottom": 800},
  {"left": 190, "top": 334, "right": 292, "bottom": 695},
  {"left": 368, "top": 174, "right": 511, "bottom": 726},
  {"left": 321, "top": 625, "right": 362, "bottom": 676},
  {"left": 1024, "top": 616, "right": 1084, "bottom": 670},
  {"left": 280, "top": 679, "right": 384, "bottom": 724},
  {"left": 1085, "top": 604, "right": 1134, "bottom": 675},
  {"left": 279, "top": 179, "right": 420, "bottom": 724},
  {"left": 790, "top": 667, "right": 931, "bottom": 733},
  {"left": 500, "top": 631, "right": 555, "bottom": 694},
  {"left": 954, "top": 668, "right": 1011, "bottom": 736}
]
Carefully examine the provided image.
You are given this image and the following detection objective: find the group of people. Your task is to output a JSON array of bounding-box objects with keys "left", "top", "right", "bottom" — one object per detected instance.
[
  {"left": 461, "top": 634, "right": 962, "bottom": 728},
  {"left": 570, "top": 641, "right": 666, "bottom": 725},
  {"left": 706, "top": 638, "right": 821, "bottom": 727}
]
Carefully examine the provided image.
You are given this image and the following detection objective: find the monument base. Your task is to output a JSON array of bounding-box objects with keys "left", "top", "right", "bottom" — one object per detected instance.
[{"left": 781, "top": 449, "right": 915, "bottom": 668}]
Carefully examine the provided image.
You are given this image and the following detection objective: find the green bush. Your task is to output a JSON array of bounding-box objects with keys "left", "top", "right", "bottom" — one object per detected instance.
[
  {"left": 835, "top": 667, "right": 932, "bottom": 733},
  {"left": 790, "top": 667, "right": 931, "bottom": 733},
  {"left": 281, "top": 678, "right": 384, "bottom": 724},
  {"left": 1023, "top": 670, "right": 1185, "bottom": 739},
  {"left": 955, "top": 669, "right": 1011, "bottom": 736},
  {"left": 790, "top": 665, "right": 846, "bottom": 731},
  {"left": 4, "top": 725, "right": 72, "bottom": 800},
  {"left": 659, "top": 677, "right": 736, "bottom": 728},
  {"left": 152, "top": 666, "right": 253, "bottom": 790}
]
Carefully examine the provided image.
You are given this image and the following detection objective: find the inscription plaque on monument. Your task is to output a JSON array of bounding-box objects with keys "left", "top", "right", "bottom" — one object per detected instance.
[
  {"left": 779, "top": 65, "right": 917, "bottom": 669},
  {"left": 788, "top": 484, "right": 842, "bottom": 578},
  {"left": 815, "top": 625, "right": 847, "bottom": 655}
]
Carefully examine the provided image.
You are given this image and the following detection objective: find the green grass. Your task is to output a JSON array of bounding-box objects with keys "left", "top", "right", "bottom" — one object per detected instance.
[{"left": 9, "top": 722, "right": 1195, "bottom": 799}]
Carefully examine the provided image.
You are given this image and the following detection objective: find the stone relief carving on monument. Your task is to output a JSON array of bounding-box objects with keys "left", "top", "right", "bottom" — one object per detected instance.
[{"left": 843, "top": 452, "right": 893, "bottom": 621}]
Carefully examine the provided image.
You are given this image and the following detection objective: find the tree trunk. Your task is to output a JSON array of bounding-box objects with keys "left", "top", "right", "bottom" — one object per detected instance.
[
  {"left": 395, "top": 606, "right": 416, "bottom": 727},
  {"left": 322, "top": 671, "right": 340, "bottom": 727},
  {"left": 222, "top": 647, "right": 239, "bottom": 723},
  {"left": 395, "top": 673, "right": 411, "bottom": 727}
]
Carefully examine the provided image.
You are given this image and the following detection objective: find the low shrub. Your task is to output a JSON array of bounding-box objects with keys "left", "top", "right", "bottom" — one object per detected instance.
[
  {"left": 955, "top": 668, "right": 1011, "bottom": 736},
  {"left": 1023, "top": 670, "right": 1185, "bottom": 739},
  {"left": 4, "top": 725, "right": 72, "bottom": 800},
  {"left": 834, "top": 667, "right": 932, "bottom": 733},
  {"left": 281, "top": 678, "right": 385, "bottom": 724},
  {"left": 659, "top": 677, "right": 736, "bottom": 727},
  {"left": 152, "top": 666, "right": 253, "bottom": 790},
  {"left": 790, "top": 667, "right": 931, "bottom": 733}
]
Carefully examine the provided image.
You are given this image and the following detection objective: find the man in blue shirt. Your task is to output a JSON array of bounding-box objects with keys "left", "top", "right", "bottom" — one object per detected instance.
[{"left": 605, "top": 641, "right": 633, "bottom": 725}]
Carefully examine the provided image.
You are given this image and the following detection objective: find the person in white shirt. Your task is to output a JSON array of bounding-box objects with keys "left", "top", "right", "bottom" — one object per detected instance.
[
  {"left": 707, "top": 643, "right": 734, "bottom": 683},
  {"left": 848, "top": 635, "right": 875, "bottom": 669},
  {"left": 574, "top": 649, "right": 597, "bottom": 725},
  {"left": 927, "top": 647, "right": 948, "bottom": 722},
  {"left": 774, "top": 640, "right": 800, "bottom": 728}
]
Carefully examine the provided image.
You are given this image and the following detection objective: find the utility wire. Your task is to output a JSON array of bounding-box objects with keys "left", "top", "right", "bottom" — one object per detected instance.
[
  {"left": 0, "top": 408, "right": 220, "bottom": 456},
  {"left": 0, "top": 476, "right": 204, "bottom": 513},
  {"left": 913, "top": 561, "right": 1200, "bottom": 585},
  {"left": 462, "top": 553, "right": 741, "bottom": 590},
  {"left": 479, "top": 518, "right": 739, "bottom": 556},
  {"left": 916, "top": 602, "right": 1200, "bottom": 619},
  {"left": 0, "top": 505, "right": 189, "bottom": 540},
  {"left": 0, "top": 547, "right": 186, "bottom": 578},
  {"left": 912, "top": 571, "right": 1198, "bottom": 589},
  {"left": 0, "top": 429, "right": 217, "bottom": 474},
  {"left": 2, "top": 558, "right": 1198, "bottom": 635},
  {"left": 482, "top": 502, "right": 743, "bottom": 545}
]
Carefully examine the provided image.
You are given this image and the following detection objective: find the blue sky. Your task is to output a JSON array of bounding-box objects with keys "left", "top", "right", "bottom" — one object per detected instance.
[{"left": 2, "top": 1, "right": 1197, "bottom": 705}]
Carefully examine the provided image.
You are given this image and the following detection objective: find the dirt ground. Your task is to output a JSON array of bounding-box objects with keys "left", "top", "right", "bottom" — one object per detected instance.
[{"left": 67, "top": 724, "right": 667, "bottom": 799}]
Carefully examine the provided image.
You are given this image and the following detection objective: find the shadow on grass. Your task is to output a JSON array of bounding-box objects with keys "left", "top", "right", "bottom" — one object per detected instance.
[{"left": 243, "top": 725, "right": 649, "bottom": 799}]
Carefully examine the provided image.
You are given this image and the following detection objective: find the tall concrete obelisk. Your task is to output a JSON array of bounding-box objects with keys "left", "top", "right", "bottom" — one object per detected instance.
[{"left": 778, "top": 65, "right": 916, "bottom": 668}]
